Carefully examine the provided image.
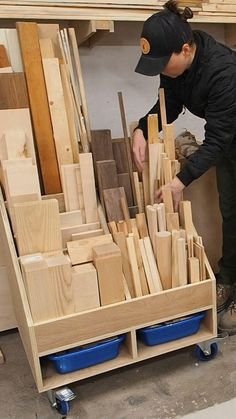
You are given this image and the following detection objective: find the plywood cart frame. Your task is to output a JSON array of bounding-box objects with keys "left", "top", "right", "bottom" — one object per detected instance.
[{"left": 0, "top": 187, "right": 218, "bottom": 397}]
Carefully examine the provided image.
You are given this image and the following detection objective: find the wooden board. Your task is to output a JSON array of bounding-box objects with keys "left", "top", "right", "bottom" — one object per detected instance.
[
  {"left": 67, "top": 233, "right": 112, "bottom": 265},
  {"left": 97, "top": 159, "right": 118, "bottom": 210},
  {"left": 14, "top": 199, "right": 62, "bottom": 256},
  {"left": 72, "top": 263, "right": 100, "bottom": 312},
  {"left": 166, "top": 212, "right": 180, "bottom": 232},
  {"left": 60, "top": 164, "right": 80, "bottom": 212},
  {"left": 1, "top": 132, "right": 28, "bottom": 160},
  {"left": 60, "top": 210, "right": 82, "bottom": 228},
  {"left": 155, "top": 231, "right": 172, "bottom": 290},
  {"left": 93, "top": 243, "right": 125, "bottom": 306},
  {"left": 17, "top": 22, "right": 61, "bottom": 194},
  {"left": 42, "top": 57, "right": 73, "bottom": 165},
  {"left": 0, "top": 73, "right": 29, "bottom": 109},
  {"left": 0, "top": 44, "right": 10, "bottom": 67},
  {"left": 177, "top": 238, "right": 188, "bottom": 286},
  {"left": 0, "top": 108, "right": 36, "bottom": 163},
  {"left": 79, "top": 152, "right": 98, "bottom": 223},
  {"left": 118, "top": 173, "right": 133, "bottom": 207},
  {"left": 112, "top": 138, "right": 129, "bottom": 173},
  {"left": 126, "top": 236, "right": 142, "bottom": 297},
  {"left": 91, "top": 129, "right": 113, "bottom": 178},
  {"left": 103, "top": 186, "right": 126, "bottom": 222},
  {"left": 61, "top": 221, "right": 100, "bottom": 245},
  {"left": 5, "top": 29, "right": 23, "bottom": 72},
  {"left": 113, "top": 231, "right": 135, "bottom": 297},
  {"left": 136, "top": 212, "right": 148, "bottom": 239}
]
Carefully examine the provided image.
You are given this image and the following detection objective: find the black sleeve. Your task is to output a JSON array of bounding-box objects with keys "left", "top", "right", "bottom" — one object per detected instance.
[
  {"left": 137, "top": 75, "right": 183, "bottom": 139},
  {"left": 177, "top": 69, "right": 236, "bottom": 186}
]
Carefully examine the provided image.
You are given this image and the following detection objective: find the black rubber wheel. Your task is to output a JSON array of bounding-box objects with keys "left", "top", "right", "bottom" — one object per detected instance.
[
  {"left": 195, "top": 342, "right": 218, "bottom": 361},
  {"left": 56, "top": 398, "right": 70, "bottom": 416}
]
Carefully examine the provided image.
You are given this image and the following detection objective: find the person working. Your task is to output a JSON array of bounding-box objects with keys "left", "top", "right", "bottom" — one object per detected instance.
[{"left": 133, "top": 0, "right": 236, "bottom": 334}]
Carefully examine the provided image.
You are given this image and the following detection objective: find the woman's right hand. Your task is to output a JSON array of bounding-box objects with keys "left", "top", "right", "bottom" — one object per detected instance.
[{"left": 132, "top": 128, "right": 147, "bottom": 172}]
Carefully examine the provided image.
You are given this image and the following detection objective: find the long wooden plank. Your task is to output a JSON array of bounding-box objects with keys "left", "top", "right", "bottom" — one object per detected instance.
[
  {"left": 126, "top": 235, "right": 142, "bottom": 297},
  {"left": 42, "top": 57, "right": 73, "bottom": 165},
  {"left": 113, "top": 231, "right": 135, "bottom": 298},
  {"left": 61, "top": 164, "right": 80, "bottom": 212},
  {"left": 5, "top": 29, "right": 23, "bottom": 72},
  {"left": 17, "top": 22, "right": 61, "bottom": 194},
  {"left": 14, "top": 199, "right": 62, "bottom": 256},
  {"left": 155, "top": 231, "right": 172, "bottom": 290},
  {"left": 0, "top": 73, "right": 29, "bottom": 109}
]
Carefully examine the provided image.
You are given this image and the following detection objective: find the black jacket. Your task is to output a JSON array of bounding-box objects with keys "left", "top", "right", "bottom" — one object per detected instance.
[{"left": 138, "top": 30, "right": 236, "bottom": 186}]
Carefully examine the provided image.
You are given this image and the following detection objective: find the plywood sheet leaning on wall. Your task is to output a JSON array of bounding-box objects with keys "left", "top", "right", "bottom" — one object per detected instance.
[{"left": 17, "top": 22, "right": 61, "bottom": 194}]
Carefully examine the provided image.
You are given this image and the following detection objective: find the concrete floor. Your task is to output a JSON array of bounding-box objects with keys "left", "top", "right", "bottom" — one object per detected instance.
[{"left": 1, "top": 330, "right": 236, "bottom": 419}]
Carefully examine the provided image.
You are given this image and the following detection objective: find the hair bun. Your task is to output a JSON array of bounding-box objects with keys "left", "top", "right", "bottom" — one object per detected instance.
[{"left": 182, "top": 7, "right": 193, "bottom": 20}]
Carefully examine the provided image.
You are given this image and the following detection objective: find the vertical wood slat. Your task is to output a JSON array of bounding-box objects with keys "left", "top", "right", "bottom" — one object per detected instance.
[{"left": 17, "top": 22, "right": 61, "bottom": 194}]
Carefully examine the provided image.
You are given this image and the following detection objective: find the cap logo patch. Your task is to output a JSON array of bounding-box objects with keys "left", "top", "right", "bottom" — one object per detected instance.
[{"left": 140, "top": 37, "right": 150, "bottom": 55}]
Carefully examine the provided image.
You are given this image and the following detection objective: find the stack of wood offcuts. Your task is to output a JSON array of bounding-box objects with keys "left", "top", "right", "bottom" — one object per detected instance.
[{"left": 0, "top": 22, "right": 208, "bottom": 326}]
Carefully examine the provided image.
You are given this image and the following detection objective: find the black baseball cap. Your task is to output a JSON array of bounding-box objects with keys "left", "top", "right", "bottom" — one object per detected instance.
[{"left": 135, "top": 8, "right": 193, "bottom": 76}]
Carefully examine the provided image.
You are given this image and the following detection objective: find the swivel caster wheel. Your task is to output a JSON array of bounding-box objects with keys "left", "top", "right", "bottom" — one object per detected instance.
[
  {"left": 195, "top": 342, "right": 218, "bottom": 361},
  {"left": 55, "top": 398, "right": 70, "bottom": 416}
]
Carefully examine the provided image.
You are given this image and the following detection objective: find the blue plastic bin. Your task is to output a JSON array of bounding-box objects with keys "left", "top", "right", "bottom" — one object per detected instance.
[
  {"left": 48, "top": 335, "right": 125, "bottom": 374},
  {"left": 138, "top": 312, "right": 206, "bottom": 346}
]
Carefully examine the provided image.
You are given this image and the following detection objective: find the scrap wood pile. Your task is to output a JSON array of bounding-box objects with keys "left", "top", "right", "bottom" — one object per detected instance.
[
  {"left": 0, "top": 21, "right": 209, "bottom": 327},
  {"left": 0, "top": 0, "right": 231, "bottom": 21}
]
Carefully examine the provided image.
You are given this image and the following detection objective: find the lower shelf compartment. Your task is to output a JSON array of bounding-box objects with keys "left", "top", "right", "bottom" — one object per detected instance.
[{"left": 41, "top": 324, "right": 216, "bottom": 392}]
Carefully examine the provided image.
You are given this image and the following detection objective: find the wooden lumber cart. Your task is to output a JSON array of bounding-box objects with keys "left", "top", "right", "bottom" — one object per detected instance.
[{"left": 0, "top": 186, "right": 227, "bottom": 416}]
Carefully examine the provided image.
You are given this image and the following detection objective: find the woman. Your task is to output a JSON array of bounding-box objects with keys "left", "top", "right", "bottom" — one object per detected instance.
[{"left": 133, "top": 0, "right": 236, "bottom": 334}]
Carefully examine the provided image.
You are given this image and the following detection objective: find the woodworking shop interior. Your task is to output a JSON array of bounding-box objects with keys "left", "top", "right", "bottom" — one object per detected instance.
[{"left": 1, "top": 1, "right": 236, "bottom": 418}]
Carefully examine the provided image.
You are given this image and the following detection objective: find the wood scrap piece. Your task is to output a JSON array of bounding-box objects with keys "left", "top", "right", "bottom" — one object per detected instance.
[
  {"left": 60, "top": 210, "right": 82, "bottom": 228},
  {"left": 162, "top": 187, "right": 174, "bottom": 213},
  {"left": 126, "top": 235, "right": 142, "bottom": 297},
  {"left": 133, "top": 171, "right": 143, "bottom": 212},
  {"left": 118, "top": 91, "right": 137, "bottom": 206},
  {"left": 156, "top": 203, "right": 166, "bottom": 231},
  {"left": 187, "top": 233, "right": 194, "bottom": 258},
  {"left": 157, "top": 142, "right": 165, "bottom": 184},
  {"left": 17, "top": 22, "right": 61, "bottom": 194},
  {"left": 39, "top": 38, "right": 55, "bottom": 58},
  {"left": 172, "top": 229, "right": 181, "bottom": 288},
  {"left": 42, "top": 192, "right": 65, "bottom": 213},
  {"left": 62, "top": 221, "right": 100, "bottom": 243},
  {"left": 0, "top": 44, "right": 9, "bottom": 68},
  {"left": 159, "top": 87, "right": 167, "bottom": 127},
  {"left": 193, "top": 242, "right": 206, "bottom": 281},
  {"left": 14, "top": 199, "right": 62, "bottom": 256},
  {"left": 79, "top": 152, "right": 98, "bottom": 223},
  {"left": 60, "top": 63, "right": 80, "bottom": 164},
  {"left": 75, "top": 165, "right": 86, "bottom": 222},
  {"left": 120, "top": 195, "right": 132, "bottom": 233},
  {"left": 68, "top": 28, "right": 91, "bottom": 144},
  {"left": 143, "top": 236, "right": 163, "bottom": 292},
  {"left": 166, "top": 212, "right": 180, "bottom": 232},
  {"left": 179, "top": 200, "right": 194, "bottom": 233},
  {"left": 136, "top": 212, "right": 148, "bottom": 239},
  {"left": 112, "top": 138, "right": 129, "bottom": 174},
  {"left": 0, "top": 109, "right": 36, "bottom": 163},
  {"left": 142, "top": 161, "right": 150, "bottom": 207},
  {"left": 177, "top": 237, "right": 187, "bottom": 286},
  {"left": 93, "top": 242, "right": 125, "bottom": 306},
  {"left": 123, "top": 275, "right": 131, "bottom": 301},
  {"left": 155, "top": 231, "right": 172, "bottom": 290},
  {"left": 103, "top": 186, "right": 126, "bottom": 222},
  {"left": 0, "top": 73, "right": 29, "bottom": 109},
  {"left": 71, "top": 229, "right": 103, "bottom": 241},
  {"left": 72, "top": 263, "right": 100, "bottom": 312},
  {"left": 61, "top": 164, "right": 80, "bottom": 212},
  {"left": 91, "top": 129, "right": 113, "bottom": 177},
  {"left": 146, "top": 205, "right": 158, "bottom": 250},
  {"left": 97, "top": 159, "right": 118, "bottom": 210},
  {"left": 5, "top": 29, "right": 23, "bottom": 72},
  {"left": 118, "top": 173, "right": 133, "bottom": 207},
  {"left": 188, "top": 257, "right": 200, "bottom": 284},
  {"left": 162, "top": 123, "right": 176, "bottom": 160},
  {"left": 131, "top": 226, "right": 149, "bottom": 295},
  {"left": 0, "top": 132, "right": 27, "bottom": 160},
  {"left": 37, "top": 23, "right": 61, "bottom": 59},
  {"left": 20, "top": 253, "right": 55, "bottom": 322},
  {"left": 108, "top": 220, "right": 118, "bottom": 236},
  {"left": 117, "top": 221, "right": 128, "bottom": 236},
  {"left": 42, "top": 57, "right": 73, "bottom": 165},
  {"left": 163, "top": 157, "right": 172, "bottom": 184},
  {"left": 129, "top": 206, "right": 139, "bottom": 218},
  {"left": 113, "top": 231, "right": 135, "bottom": 297},
  {"left": 138, "top": 238, "right": 155, "bottom": 293},
  {"left": 67, "top": 233, "right": 112, "bottom": 265},
  {"left": 149, "top": 142, "right": 159, "bottom": 204},
  {"left": 148, "top": 113, "right": 159, "bottom": 144}
]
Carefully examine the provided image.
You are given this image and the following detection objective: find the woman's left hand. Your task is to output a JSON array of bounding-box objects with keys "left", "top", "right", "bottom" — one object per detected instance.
[{"left": 155, "top": 177, "right": 185, "bottom": 212}]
